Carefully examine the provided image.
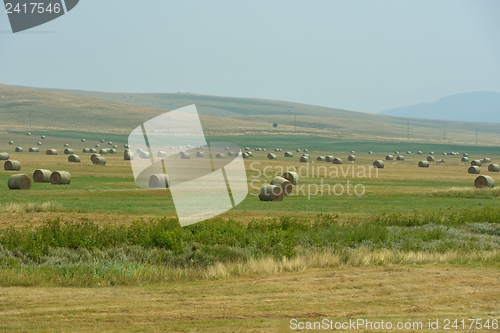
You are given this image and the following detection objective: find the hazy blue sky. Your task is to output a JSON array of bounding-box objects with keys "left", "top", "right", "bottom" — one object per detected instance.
[{"left": 1, "top": 1, "right": 499, "bottom": 113}]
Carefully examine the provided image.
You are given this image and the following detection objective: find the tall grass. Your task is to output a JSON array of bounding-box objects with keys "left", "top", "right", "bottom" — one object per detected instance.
[
  {"left": 1, "top": 201, "right": 64, "bottom": 213},
  {"left": 0, "top": 206, "right": 499, "bottom": 286}
]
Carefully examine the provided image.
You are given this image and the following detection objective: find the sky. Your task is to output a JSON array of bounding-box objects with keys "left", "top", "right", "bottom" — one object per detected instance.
[{"left": 1, "top": 0, "right": 499, "bottom": 113}]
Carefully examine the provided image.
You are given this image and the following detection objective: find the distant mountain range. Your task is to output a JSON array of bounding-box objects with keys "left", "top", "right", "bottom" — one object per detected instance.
[{"left": 379, "top": 91, "right": 500, "bottom": 123}]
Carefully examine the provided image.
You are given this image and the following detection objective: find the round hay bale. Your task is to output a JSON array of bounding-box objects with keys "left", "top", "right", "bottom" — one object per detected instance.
[
  {"left": 373, "top": 160, "right": 385, "bottom": 168},
  {"left": 368, "top": 151, "right": 373, "bottom": 154},
  {"left": 396, "top": 155, "right": 404, "bottom": 161},
  {"left": 124, "top": 144, "right": 130, "bottom": 149},
  {"left": 92, "top": 156, "right": 107, "bottom": 166},
  {"left": 242, "top": 152, "right": 250, "bottom": 159},
  {"left": 284, "top": 151, "right": 293, "bottom": 158},
  {"left": 274, "top": 148, "right": 280, "bottom": 152},
  {"left": 100, "top": 139, "right": 105, "bottom": 143},
  {"left": 429, "top": 151, "right": 434, "bottom": 155},
  {"left": 109, "top": 149, "right": 117, "bottom": 154},
  {"left": 442, "top": 152, "right": 448, "bottom": 156},
  {"left": 63, "top": 148, "right": 73, "bottom": 155},
  {"left": 33, "top": 169, "right": 51, "bottom": 182},
  {"left": 46, "top": 149, "right": 58, "bottom": 155},
  {"left": 482, "top": 158, "right": 492, "bottom": 163},
  {"left": 468, "top": 166, "right": 480, "bottom": 174},
  {"left": 124, "top": 151, "right": 134, "bottom": 161},
  {"left": 95, "top": 144, "right": 100, "bottom": 148},
  {"left": 394, "top": 151, "right": 400, "bottom": 154},
  {"left": 0, "top": 153, "right": 10, "bottom": 160},
  {"left": 68, "top": 155, "right": 81, "bottom": 163},
  {"left": 181, "top": 152, "right": 191, "bottom": 159},
  {"left": 427, "top": 155, "right": 435, "bottom": 162},
  {"left": 82, "top": 148, "right": 90, "bottom": 153},
  {"left": 258, "top": 185, "right": 284, "bottom": 201},
  {"left": 157, "top": 151, "right": 167, "bottom": 157},
  {"left": 81, "top": 139, "right": 86, "bottom": 142},
  {"left": 325, "top": 155, "right": 334, "bottom": 162},
  {"left": 270, "top": 177, "right": 292, "bottom": 195},
  {"left": 348, "top": 155, "right": 356, "bottom": 162},
  {"left": 112, "top": 145, "right": 117, "bottom": 149},
  {"left": 224, "top": 147, "right": 230, "bottom": 150},
  {"left": 247, "top": 152, "right": 253, "bottom": 157},
  {"left": 140, "top": 151, "right": 150, "bottom": 159},
  {"left": 461, "top": 157, "right": 469, "bottom": 162},
  {"left": 8, "top": 141, "right": 14, "bottom": 145},
  {"left": 37, "top": 142, "right": 42, "bottom": 146},
  {"left": 302, "top": 154, "right": 310, "bottom": 158},
  {"left": 99, "top": 149, "right": 108, "bottom": 155},
  {"left": 8, "top": 174, "right": 31, "bottom": 189},
  {"left": 385, "top": 155, "right": 394, "bottom": 161},
  {"left": 4, "top": 160, "right": 21, "bottom": 171},
  {"left": 50, "top": 171, "right": 71, "bottom": 185},
  {"left": 26, "top": 132, "right": 31, "bottom": 136},
  {"left": 332, "top": 157, "right": 343, "bottom": 165},
  {"left": 136, "top": 148, "right": 144, "bottom": 153},
  {"left": 89, "top": 148, "right": 97, "bottom": 153},
  {"left": 463, "top": 153, "right": 469, "bottom": 157},
  {"left": 317, "top": 156, "right": 326, "bottom": 162},
  {"left": 216, "top": 153, "right": 226, "bottom": 159},
  {"left": 40, "top": 135, "right": 45, "bottom": 139},
  {"left": 64, "top": 143, "right": 69, "bottom": 147},
  {"left": 15, "top": 147, "right": 23, "bottom": 153},
  {"left": 296, "top": 148, "right": 301, "bottom": 152},
  {"left": 282, "top": 171, "right": 300, "bottom": 185},
  {"left": 300, "top": 155, "right": 310, "bottom": 163},
  {"left": 244, "top": 147, "right": 250, "bottom": 151},
  {"left": 417, "top": 151, "right": 423, "bottom": 155},
  {"left": 471, "top": 160, "right": 482, "bottom": 167},
  {"left": 28, "top": 147, "right": 39, "bottom": 153},
  {"left": 148, "top": 174, "right": 171, "bottom": 188},
  {"left": 418, "top": 161, "right": 430, "bottom": 168},
  {"left": 304, "top": 149, "right": 308, "bottom": 152},
  {"left": 90, "top": 153, "right": 102, "bottom": 162},
  {"left": 436, "top": 159, "right": 445, "bottom": 164},
  {"left": 196, "top": 151, "right": 205, "bottom": 158},
  {"left": 475, "top": 175, "right": 494, "bottom": 188},
  {"left": 488, "top": 164, "right": 500, "bottom": 172},
  {"left": 268, "top": 153, "right": 278, "bottom": 160},
  {"left": 107, "top": 141, "right": 113, "bottom": 146},
  {"left": 228, "top": 151, "right": 237, "bottom": 157},
  {"left": 406, "top": 151, "right": 411, "bottom": 154}
]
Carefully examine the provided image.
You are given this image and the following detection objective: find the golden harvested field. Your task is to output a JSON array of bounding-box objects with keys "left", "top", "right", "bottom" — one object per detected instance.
[{"left": 0, "top": 265, "right": 499, "bottom": 332}]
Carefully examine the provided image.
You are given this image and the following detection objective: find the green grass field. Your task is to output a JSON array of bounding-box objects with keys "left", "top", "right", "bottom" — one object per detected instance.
[{"left": 0, "top": 86, "right": 499, "bottom": 332}]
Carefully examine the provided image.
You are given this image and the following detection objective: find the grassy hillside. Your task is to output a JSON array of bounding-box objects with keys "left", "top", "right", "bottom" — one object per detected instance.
[{"left": 2, "top": 84, "right": 500, "bottom": 144}]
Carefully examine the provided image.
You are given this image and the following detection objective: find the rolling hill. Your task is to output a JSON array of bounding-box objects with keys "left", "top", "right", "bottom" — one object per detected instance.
[{"left": 2, "top": 84, "right": 500, "bottom": 145}]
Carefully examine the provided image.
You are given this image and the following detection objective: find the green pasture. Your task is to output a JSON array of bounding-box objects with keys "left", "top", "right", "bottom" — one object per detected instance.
[{"left": 0, "top": 132, "right": 499, "bottom": 218}]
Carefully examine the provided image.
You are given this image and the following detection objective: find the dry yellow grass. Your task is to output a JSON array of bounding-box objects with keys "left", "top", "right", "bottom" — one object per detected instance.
[{"left": 0, "top": 265, "right": 498, "bottom": 332}]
